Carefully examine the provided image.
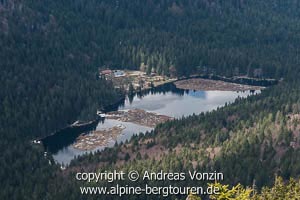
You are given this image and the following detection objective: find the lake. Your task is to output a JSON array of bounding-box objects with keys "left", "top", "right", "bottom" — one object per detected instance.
[{"left": 48, "top": 83, "right": 260, "bottom": 165}]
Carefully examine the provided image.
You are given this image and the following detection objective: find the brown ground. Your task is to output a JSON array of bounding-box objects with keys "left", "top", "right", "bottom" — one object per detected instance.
[
  {"left": 73, "top": 125, "right": 125, "bottom": 150},
  {"left": 106, "top": 109, "right": 173, "bottom": 127},
  {"left": 72, "top": 109, "right": 172, "bottom": 151},
  {"left": 175, "top": 78, "right": 264, "bottom": 91}
]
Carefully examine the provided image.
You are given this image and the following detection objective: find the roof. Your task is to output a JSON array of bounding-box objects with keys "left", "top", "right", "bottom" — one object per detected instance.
[{"left": 101, "top": 69, "right": 112, "bottom": 75}]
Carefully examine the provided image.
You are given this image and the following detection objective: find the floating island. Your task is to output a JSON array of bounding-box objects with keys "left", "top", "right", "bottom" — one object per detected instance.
[
  {"left": 175, "top": 78, "right": 264, "bottom": 91},
  {"left": 73, "top": 109, "right": 172, "bottom": 151},
  {"left": 106, "top": 109, "right": 173, "bottom": 128},
  {"left": 73, "top": 125, "right": 125, "bottom": 151}
]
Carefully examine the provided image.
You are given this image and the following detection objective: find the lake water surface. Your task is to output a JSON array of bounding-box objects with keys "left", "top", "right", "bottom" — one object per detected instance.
[{"left": 51, "top": 83, "right": 260, "bottom": 165}]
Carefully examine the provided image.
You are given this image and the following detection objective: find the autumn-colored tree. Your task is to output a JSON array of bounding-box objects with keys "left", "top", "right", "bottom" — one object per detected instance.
[{"left": 209, "top": 183, "right": 252, "bottom": 200}]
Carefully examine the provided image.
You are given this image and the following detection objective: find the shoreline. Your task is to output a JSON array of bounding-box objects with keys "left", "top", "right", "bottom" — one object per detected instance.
[
  {"left": 39, "top": 76, "right": 269, "bottom": 144},
  {"left": 39, "top": 75, "right": 274, "bottom": 154},
  {"left": 174, "top": 78, "right": 265, "bottom": 91}
]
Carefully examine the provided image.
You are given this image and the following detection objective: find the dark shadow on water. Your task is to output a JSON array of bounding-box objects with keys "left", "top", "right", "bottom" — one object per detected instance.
[
  {"left": 42, "top": 83, "right": 182, "bottom": 154},
  {"left": 42, "top": 118, "right": 103, "bottom": 154},
  {"left": 128, "top": 82, "right": 190, "bottom": 104}
]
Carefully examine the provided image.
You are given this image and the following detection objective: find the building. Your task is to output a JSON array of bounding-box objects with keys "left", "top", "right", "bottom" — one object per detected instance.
[
  {"left": 99, "top": 69, "right": 113, "bottom": 79},
  {"left": 100, "top": 69, "right": 112, "bottom": 76}
]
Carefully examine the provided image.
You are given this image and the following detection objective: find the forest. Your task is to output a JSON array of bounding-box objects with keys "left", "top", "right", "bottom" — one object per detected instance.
[{"left": 2, "top": 0, "right": 300, "bottom": 199}]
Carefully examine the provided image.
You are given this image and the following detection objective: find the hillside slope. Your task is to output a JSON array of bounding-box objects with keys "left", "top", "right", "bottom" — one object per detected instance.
[{"left": 2, "top": 0, "right": 300, "bottom": 199}]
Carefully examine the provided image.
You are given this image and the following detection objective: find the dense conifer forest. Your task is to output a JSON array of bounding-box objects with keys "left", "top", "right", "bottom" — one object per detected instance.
[{"left": 2, "top": 0, "right": 300, "bottom": 199}]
